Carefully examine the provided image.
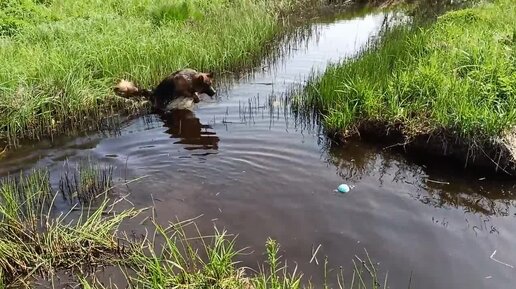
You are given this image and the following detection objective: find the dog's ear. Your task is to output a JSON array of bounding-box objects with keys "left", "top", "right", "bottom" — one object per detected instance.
[{"left": 194, "top": 73, "right": 205, "bottom": 83}]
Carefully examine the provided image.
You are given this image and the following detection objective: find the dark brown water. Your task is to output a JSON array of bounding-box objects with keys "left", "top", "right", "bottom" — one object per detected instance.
[{"left": 2, "top": 11, "right": 516, "bottom": 289}]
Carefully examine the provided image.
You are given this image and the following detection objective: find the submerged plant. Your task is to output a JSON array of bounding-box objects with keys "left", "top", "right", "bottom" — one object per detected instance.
[{"left": 59, "top": 160, "right": 114, "bottom": 206}]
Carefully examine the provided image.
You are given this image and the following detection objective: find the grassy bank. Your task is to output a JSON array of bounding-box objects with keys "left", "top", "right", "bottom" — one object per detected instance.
[
  {"left": 0, "top": 0, "right": 337, "bottom": 147},
  {"left": 0, "top": 167, "right": 386, "bottom": 288},
  {"left": 300, "top": 0, "right": 516, "bottom": 169}
]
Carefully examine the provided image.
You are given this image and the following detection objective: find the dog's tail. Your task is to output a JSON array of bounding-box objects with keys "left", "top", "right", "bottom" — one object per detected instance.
[{"left": 114, "top": 79, "right": 153, "bottom": 99}]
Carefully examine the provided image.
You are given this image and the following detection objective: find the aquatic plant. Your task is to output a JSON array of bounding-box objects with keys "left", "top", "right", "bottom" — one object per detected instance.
[
  {"left": 85, "top": 220, "right": 387, "bottom": 289},
  {"left": 59, "top": 160, "right": 114, "bottom": 206}
]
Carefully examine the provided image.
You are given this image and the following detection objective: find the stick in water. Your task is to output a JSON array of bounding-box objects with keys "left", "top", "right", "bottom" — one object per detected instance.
[{"left": 490, "top": 250, "right": 514, "bottom": 269}]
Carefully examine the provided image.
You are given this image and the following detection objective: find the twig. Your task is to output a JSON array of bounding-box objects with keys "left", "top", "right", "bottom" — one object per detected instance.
[
  {"left": 425, "top": 179, "right": 450, "bottom": 185},
  {"left": 490, "top": 250, "right": 514, "bottom": 268},
  {"left": 478, "top": 145, "right": 512, "bottom": 176},
  {"left": 0, "top": 146, "right": 7, "bottom": 156},
  {"left": 310, "top": 244, "right": 321, "bottom": 265}
]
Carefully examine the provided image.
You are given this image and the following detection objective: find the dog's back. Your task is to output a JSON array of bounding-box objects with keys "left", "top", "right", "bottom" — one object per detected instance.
[
  {"left": 152, "top": 69, "right": 196, "bottom": 110},
  {"left": 152, "top": 69, "right": 216, "bottom": 111}
]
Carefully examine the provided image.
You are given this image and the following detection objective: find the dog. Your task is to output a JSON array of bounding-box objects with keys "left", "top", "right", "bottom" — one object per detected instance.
[{"left": 114, "top": 69, "right": 216, "bottom": 112}]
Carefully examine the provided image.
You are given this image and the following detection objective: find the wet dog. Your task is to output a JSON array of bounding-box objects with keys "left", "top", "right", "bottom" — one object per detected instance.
[{"left": 114, "top": 69, "right": 216, "bottom": 112}]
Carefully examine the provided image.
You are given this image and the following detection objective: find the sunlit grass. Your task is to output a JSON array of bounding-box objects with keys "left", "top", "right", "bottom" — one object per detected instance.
[
  {"left": 301, "top": 0, "right": 516, "bottom": 144},
  {"left": 0, "top": 0, "right": 330, "bottom": 146}
]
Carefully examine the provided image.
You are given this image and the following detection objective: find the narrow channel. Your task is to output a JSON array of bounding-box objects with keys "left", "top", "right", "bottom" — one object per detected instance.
[{"left": 1, "top": 10, "right": 515, "bottom": 289}]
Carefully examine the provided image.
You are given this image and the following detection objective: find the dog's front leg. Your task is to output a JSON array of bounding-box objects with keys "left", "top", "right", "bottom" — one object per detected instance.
[{"left": 192, "top": 92, "right": 200, "bottom": 103}]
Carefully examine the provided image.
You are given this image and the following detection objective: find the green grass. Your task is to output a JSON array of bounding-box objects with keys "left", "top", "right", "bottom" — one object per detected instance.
[
  {"left": 0, "top": 167, "right": 140, "bottom": 286},
  {"left": 301, "top": 0, "right": 516, "bottom": 144},
  {"left": 0, "top": 0, "right": 329, "bottom": 147},
  {"left": 88, "top": 219, "right": 388, "bottom": 289},
  {"left": 0, "top": 167, "right": 387, "bottom": 288},
  {"left": 59, "top": 160, "right": 114, "bottom": 205}
]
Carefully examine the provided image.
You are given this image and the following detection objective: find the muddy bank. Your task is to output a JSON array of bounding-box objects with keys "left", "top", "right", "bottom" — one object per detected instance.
[{"left": 332, "top": 121, "right": 516, "bottom": 176}]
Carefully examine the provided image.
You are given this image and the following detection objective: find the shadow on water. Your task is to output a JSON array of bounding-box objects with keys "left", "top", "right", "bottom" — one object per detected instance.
[{"left": 1, "top": 3, "right": 516, "bottom": 289}]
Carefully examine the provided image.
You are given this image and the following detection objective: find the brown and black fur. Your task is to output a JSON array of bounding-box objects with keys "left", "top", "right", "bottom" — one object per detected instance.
[{"left": 114, "top": 69, "right": 216, "bottom": 112}]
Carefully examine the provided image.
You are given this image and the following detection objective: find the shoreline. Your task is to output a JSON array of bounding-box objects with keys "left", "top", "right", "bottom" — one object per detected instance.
[
  {"left": 328, "top": 120, "right": 516, "bottom": 176},
  {"left": 301, "top": 0, "right": 516, "bottom": 176}
]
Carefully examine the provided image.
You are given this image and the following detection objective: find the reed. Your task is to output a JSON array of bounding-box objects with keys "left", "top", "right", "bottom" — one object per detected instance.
[{"left": 59, "top": 161, "right": 114, "bottom": 206}]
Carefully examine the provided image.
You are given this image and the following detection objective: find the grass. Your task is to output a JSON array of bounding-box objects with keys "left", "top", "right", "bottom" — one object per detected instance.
[
  {"left": 85, "top": 219, "right": 388, "bottom": 289},
  {"left": 59, "top": 160, "right": 114, "bottom": 206},
  {"left": 0, "top": 167, "right": 140, "bottom": 286},
  {"left": 0, "top": 166, "right": 388, "bottom": 288},
  {"left": 300, "top": 0, "right": 516, "bottom": 146},
  {"left": 0, "top": 0, "right": 336, "bottom": 147}
]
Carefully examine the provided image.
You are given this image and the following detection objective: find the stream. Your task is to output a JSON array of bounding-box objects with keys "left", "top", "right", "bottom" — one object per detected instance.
[{"left": 1, "top": 9, "right": 516, "bottom": 289}]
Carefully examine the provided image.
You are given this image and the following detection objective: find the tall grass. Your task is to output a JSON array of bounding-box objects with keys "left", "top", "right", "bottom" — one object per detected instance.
[
  {"left": 0, "top": 0, "right": 331, "bottom": 146},
  {"left": 302, "top": 0, "right": 516, "bottom": 144},
  {"left": 99, "top": 219, "right": 387, "bottom": 289},
  {"left": 59, "top": 160, "right": 114, "bottom": 206},
  {"left": 125, "top": 221, "right": 253, "bottom": 288},
  {"left": 0, "top": 167, "right": 139, "bottom": 286}
]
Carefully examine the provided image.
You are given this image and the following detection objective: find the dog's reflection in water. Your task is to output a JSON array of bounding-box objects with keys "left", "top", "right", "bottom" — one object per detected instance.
[{"left": 159, "top": 109, "right": 219, "bottom": 150}]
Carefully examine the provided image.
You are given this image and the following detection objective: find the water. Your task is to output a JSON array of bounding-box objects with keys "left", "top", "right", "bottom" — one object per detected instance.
[{"left": 2, "top": 11, "right": 516, "bottom": 289}]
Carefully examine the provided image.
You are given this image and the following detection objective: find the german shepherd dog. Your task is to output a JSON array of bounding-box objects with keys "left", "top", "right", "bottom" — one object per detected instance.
[{"left": 114, "top": 69, "right": 216, "bottom": 112}]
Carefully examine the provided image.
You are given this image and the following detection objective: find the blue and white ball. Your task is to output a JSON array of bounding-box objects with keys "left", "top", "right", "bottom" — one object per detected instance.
[{"left": 337, "top": 184, "right": 350, "bottom": 193}]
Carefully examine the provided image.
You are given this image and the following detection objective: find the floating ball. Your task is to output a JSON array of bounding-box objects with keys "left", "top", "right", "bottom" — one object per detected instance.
[{"left": 337, "top": 184, "right": 350, "bottom": 193}]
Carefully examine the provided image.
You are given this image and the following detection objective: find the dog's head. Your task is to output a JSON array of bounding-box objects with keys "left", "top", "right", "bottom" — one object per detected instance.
[{"left": 193, "top": 72, "right": 216, "bottom": 97}]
